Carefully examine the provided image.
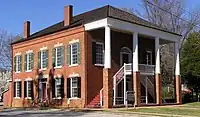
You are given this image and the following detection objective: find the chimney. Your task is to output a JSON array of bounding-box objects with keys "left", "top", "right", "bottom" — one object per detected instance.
[
  {"left": 64, "top": 5, "right": 73, "bottom": 26},
  {"left": 24, "top": 21, "right": 30, "bottom": 38}
]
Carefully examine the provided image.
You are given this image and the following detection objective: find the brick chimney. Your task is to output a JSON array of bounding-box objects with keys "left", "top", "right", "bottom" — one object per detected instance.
[
  {"left": 64, "top": 5, "right": 73, "bottom": 26},
  {"left": 24, "top": 21, "right": 30, "bottom": 38}
]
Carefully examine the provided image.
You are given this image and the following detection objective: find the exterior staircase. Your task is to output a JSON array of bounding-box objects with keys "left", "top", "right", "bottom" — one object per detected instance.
[
  {"left": 140, "top": 75, "right": 155, "bottom": 103},
  {"left": 86, "top": 93, "right": 101, "bottom": 108}
]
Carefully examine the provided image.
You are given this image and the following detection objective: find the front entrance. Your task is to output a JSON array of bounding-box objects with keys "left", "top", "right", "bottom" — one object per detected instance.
[{"left": 38, "top": 78, "right": 47, "bottom": 101}]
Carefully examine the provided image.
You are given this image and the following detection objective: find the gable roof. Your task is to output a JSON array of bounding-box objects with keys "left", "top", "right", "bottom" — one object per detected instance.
[{"left": 12, "top": 5, "right": 181, "bottom": 45}]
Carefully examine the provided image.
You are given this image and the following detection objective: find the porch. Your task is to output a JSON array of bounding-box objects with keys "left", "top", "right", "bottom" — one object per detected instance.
[{"left": 85, "top": 17, "right": 181, "bottom": 108}]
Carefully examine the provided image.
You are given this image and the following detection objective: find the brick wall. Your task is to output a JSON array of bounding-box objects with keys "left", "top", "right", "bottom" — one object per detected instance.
[{"left": 11, "top": 25, "right": 87, "bottom": 108}]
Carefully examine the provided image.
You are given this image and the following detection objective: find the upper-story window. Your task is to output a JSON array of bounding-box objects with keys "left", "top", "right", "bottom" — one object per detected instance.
[
  {"left": 52, "top": 46, "right": 64, "bottom": 68},
  {"left": 67, "top": 42, "right": 80, "bottom": 66},
  {"left": 146, "top": 50, "right": 152, "bottom": 65},
  {"left": 24, "top": 52, "right": 34, "bottom": 72},
  {"left": 38, "top": 50, "right": 48, "bottom": 69},
  {"left": 92, "top": 41, "right": 104, "bottom": 66},
  {"left": 14, "top": 55, "right": 22, "bottom": 72}
]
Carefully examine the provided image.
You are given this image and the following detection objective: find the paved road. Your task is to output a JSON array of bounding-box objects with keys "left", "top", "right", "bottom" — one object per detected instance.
[{"left": 0, "top": 109, "right": 145, "bottom": 117}]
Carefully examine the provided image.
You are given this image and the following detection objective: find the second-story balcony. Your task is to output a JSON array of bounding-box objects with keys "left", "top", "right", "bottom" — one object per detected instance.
[{"left": 139, "top": 64, "right": 155, "bottom": 75}]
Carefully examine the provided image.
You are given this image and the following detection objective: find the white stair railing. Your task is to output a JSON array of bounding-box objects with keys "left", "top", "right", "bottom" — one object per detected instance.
[{"left": 100, "top": 88, "right": 103, "bottom": 107}]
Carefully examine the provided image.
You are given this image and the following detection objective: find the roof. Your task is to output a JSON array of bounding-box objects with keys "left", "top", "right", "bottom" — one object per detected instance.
[{"left": 12, "top": 5, "right": 181, "bottom": 45}]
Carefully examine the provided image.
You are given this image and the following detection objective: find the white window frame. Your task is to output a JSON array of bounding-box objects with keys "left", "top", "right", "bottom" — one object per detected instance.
[
  {"left": 95, "top": 41, "right": 104, "bottom": 66},
  {"left": 146, "top": 50, "right": 152, "bottom": 65},
  {"left": 70, "top": 77, "right": 79, "bottom": 99},
  {"left": 15, "top": 55, "right": 21, "bottom": 73},
  {"left": 40, "top": 50, "right": 47, "bottom": 70},
  {"left": 14, "top": 80, "right": 21, "bottom": 99},
  {"left": 55, "top": 47, "right": 62, "bottom": 68},
  {"left": 55, "top": 78, "right": 62, "bottom": 99},
  {"left": 70, "top": 42, "right": 79, "bottom": 66},
  {"left": 25, "top": 79, "right": 32, "bottom": 99},
  {"left": 25, "top": 52, "right": 33, "bottom": 72}
]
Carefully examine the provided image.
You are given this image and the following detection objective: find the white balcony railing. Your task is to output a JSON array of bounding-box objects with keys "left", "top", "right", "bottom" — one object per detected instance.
[{"left": 139, "top": 64, "right": 155, "bottom": 74}]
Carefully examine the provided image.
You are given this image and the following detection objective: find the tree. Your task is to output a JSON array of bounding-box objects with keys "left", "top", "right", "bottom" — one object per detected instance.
[
  {"left": 181, "top": 32, "right": 200, "bottom": 100},
  {"left": 0, "top": 30, "right": 21, "bottom": 71}
]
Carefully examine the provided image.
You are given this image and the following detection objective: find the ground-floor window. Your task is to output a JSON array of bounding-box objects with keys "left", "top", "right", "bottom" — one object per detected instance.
[
  {"left": 67, "top": 77, "right": 81, "bottom": 98},
  {"left": 53, "top": 78, "right": 64, "bottom": 98},
  {"left": 14, "top": 81, "right": 21, "bottom": 98},
  {"left": 24, "top": 80, "right": 33, "bottom": 98}
]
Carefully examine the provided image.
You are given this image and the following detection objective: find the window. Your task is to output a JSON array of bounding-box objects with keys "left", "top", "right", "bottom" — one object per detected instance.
[
  {"left": 38, "top": 50, "right": 48, "bottom": 69},
  {"left": 52, "top": 78, "right": 64, "bottom": 98},
  {"left": 146, "top": 50, "right": 152, "bottom": 65},
  {"left": 67, "top": 42, "right": 80, "bottom": 66},
  {"left": 67, "top": 77, "right": 81, "bottom": 98},
  {"left": 14, "top": 55, "right": 22, "bottom": 72},
  {"left": 92, "top": 41, "right": 104, "bottom": 65},
  {"left": 14, "top": 81, "right": 21, "bottom": 98},
  {"left": 24, "top": 80, "right": 33, "bottom": 98},
  {"left": 24, "top": 52, "right": 34, "bottom": 71},
  {"left": 52, "top": 46, "right": 64, "bottom": 68}
]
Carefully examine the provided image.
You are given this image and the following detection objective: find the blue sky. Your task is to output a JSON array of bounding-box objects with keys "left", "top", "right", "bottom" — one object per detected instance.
[{"left": 0, "top": 0, "right": 199, "bottom": 35}]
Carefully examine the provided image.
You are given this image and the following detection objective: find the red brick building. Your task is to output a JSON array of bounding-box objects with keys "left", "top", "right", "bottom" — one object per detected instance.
[{"left": 4, "top": 5, "right": 182, "bottom": 108}]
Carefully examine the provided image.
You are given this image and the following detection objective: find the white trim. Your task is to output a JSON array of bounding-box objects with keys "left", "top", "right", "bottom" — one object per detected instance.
[
  {"left": 14, "top": 79, "right": 21, "bottom": 81},
  {"left": 69, "top": 73, "right": 80, "bottom": 77},
  {"left": 26, "top": 50, "right": 33, "bottom": 54},
  {"left": 84, "top": 18, "right": 181, "bottom": 42},
  {"left": 94, "top": 64, "right": 104, "bottom": 67},
  {"left": 40, "top": 46, "right": 48, "bottom": 51},
  {"left": 25, "top": 78, "right": 33, "bottom": 81},
  {"left": 54, "top": 42, "right": 63, "bottom": 47},
  {"left": 69, "top": 64, "right": 79, "bottom": 67},
  {"left": 84, "top": 18, "right": 108, "bottom": 30},
  {"left": 69, "top": 39, "right": 79, "bottom": 44},
  {"left": 70, "top": 43, "right": 79, "bottom": 66},
  {"left": 15, "top": 52, "right": 21, "bottom": 56},
  {"left": 55, "top": 47, "right": 62, "bottom": 68},
  {"left": 39, "top": 68, "right": 47, "bottom": 71},
  {"left": 25, "top": 52, "right": 33, "bottom": 72}
]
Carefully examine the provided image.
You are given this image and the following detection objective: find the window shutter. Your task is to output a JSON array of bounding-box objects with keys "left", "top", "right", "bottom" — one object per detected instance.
[
  {"left": 52, "top": 78, "right": 55, "bottom": 98},
  {"left": 31, "top": 81, "right": 33, "bottom": 98},
  {"left": 19, "top": 81, "right": 22, "bottom": 97},
  {"left": 38, "top": 51, "right": 41, "bottom": 69},
  {"left": 14, "top": 56, "right": 16, "bottom": 72},
  {"left": 77, "top": 42, "right": 81, "bottom": 64},
  {"left": 78, "top": 77, "right": 81, "bottom": 98},
  {"left": 14, "top": 82, "right": 16, "bottom": 97},
  {"left": 92, "top": 42, "right": 96, "bottom": 64},
  {"left": 24, "top": 54, "right": 27, "bottom": 71},
  {"left": 52, "top": 48, "right": 56, "bottom": 68},
  {"left": 24, "top": 81, "right": 27, "bottom": 97},
  {"left": 67, "top": 78, "right": 71, "bottom": 98},
  {"left": 20, "top": 55, "right": 22, "bottom": 72},
  {"left": 61, "top": 46, "right": 64, "bottom": 66},
  {"left": 31, "top": 53, "right": 34, "bottom": 70},
  {"left": 46, "top": 50, "right": 49, "bottom": 68},
  {"left": 67, "top": 45, "right": 71, "bottom": 65},
  {"left": 61, "top": 78, "right": 64, "bottom": 98}
]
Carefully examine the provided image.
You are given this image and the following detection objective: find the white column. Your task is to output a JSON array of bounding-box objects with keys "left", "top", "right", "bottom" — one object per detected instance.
[
  {"left": 133, "top": 32, "right": 138, "bottom": 72},
  {"left": 175, "top": 42, "right": 180, "bottom": 75},
  {"left": 155, "top": 37, "right": 160, "bottom": 74},
  {"left": 104, "top": 25, "right": 111, "bottom": 69}
]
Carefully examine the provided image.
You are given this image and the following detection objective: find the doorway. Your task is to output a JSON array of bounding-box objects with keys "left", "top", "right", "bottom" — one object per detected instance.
[{"left": 38, "top": 78, "right": 47, "bottom": 101}]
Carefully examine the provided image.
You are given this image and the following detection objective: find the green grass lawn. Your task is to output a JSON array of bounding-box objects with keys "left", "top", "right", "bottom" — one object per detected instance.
[{"left": 118, "top": 102, "right": 200, "bottom": 117}]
